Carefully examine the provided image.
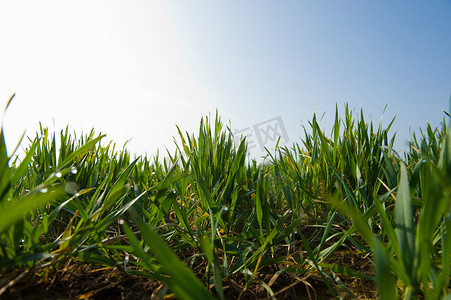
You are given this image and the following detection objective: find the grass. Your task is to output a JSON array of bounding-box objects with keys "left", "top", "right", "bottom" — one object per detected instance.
[{"left": 1, "top": 94, "right": 450, "bottom": 299}]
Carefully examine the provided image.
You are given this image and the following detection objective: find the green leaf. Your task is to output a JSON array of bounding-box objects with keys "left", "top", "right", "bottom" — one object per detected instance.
[
  {"left": 374, "top": 238, "right": 397, "bottom": 300},
  {"left": 0, "top": 129, "right": 11, "bottom": 203},
  {"left": 129, "top": 209, "right": 215, "bottom": 300},
  {"left": 200, "top": 235, "right": 224, "bottom": 300},
  {"left": 255, "top": 167, "right": 269, "bottom": 239},
  {"left": 11, "top": 142, "right": 38, "bottom": 185},
  {"left": 3, "top": 93, "right": 15, "bottom": 112},
  {"left": 58, "top": 134, "right": 105, "bottom": 169},
  {"left": 103, "top": 158, "right": 139, "bottom": 210},
  {"left": 318, "top": 263, "right": 374, "bottom": 281},
  {"left": 0, "top": 186, "right": 65, "bottom": 234},
  {"left": 395, "top": 164, "right": 415, "bottom": 280}
]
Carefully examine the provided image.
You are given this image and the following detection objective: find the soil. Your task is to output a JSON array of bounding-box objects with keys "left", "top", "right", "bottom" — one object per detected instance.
[{"left": 1, "top": 260, "right": 377, "bottom": 300}]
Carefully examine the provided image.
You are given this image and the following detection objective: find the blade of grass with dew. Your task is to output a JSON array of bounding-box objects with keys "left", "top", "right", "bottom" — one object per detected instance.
[{"left": 0, "top": 186, "right": 65, "bottom": 235}]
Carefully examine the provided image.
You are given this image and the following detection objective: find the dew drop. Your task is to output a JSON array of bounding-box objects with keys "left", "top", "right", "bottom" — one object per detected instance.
[
  {"left": 65, "top": 182, "right": 78, "bottom": 194},
  {"left": 74, "top": 193, "right": 80, "bottom": 197},
  {"left": 223, "top": 206, "right": 229, "bottom": 211},
  {"left": 70, "top": 167, "right": 78, "bottom": 174},
  {"left": 55, "top": 172, "right": 62, "bottom": 178},
  {"left": 289, "top": 210, "right": 293, "bottom": 214},
  {"left": 40, "top": 187, "right": 48, "bottom": 193},
  {"left": 119, "top": 219, "right": 124, "bottom": 225}
]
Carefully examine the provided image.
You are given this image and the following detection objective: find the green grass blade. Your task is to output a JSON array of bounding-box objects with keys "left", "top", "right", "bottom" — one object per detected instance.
[
  {"left": 0, "top": 130, "right": 11, "bottom": 203},
  {"left": 103, "top": 158, "right": 139, "bottom": 211},
  {"left": 129, "top": 209, "right": 215, "bottom": 300},
  {"left": 0, "top": 186, "right": 65, "bottom": 234},
  {"left": 11, "top": 142, "right": 38, "bottom": 185},
  {"left": 374, "top": 238, "right": 397, "bottom": 300},
  {"left": 58, "top": 134, "right": 105, "bottom": 169},
  {"left": 318, "top": 263, "right": 374, "bottom": 281},
  {"left": 395, "top": 164, "right": 415, "bottom": 282},
  {"left": 3, "top": 93, "right": 15, "bottom": 113}
]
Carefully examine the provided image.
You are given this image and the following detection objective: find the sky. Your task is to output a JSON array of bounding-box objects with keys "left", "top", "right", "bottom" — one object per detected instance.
[{"left": 0, "top": 1, "right": 450, "bottom": 160}]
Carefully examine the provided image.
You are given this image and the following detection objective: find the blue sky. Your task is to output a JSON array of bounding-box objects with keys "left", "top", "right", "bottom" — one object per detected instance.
[{"left": 1, "top": 1, "right": 450, "bottom": 159}]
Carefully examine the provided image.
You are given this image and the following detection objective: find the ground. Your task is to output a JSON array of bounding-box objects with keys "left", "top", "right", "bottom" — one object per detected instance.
[{"left": 1, "top": 260, "right": 377, "bottom": 299}]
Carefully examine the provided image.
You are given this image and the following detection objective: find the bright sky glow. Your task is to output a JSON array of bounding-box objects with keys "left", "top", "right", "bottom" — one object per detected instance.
[{"left": 1, "top": 1, "right": 450, "bottom": 159}]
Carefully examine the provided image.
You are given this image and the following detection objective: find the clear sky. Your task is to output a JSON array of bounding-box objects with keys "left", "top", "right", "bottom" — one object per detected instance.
[{"left": 1, "top": 1, "right": 450, "bottom": 160}]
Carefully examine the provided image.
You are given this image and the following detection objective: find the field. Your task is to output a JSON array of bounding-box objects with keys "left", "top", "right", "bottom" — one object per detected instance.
[{"left": 1, "top": 95, "right": 451, "bottom": 299}]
